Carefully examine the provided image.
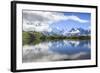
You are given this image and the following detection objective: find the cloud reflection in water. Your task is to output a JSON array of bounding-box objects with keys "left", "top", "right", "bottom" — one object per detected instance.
[{"left": 22, "top": 40, "right": 91, "bottom": 63}]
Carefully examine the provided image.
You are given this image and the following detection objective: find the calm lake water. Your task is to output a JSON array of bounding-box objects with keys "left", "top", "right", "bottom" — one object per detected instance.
[{"left": 22, "top": 40, "right": 91, "bottom": 63}]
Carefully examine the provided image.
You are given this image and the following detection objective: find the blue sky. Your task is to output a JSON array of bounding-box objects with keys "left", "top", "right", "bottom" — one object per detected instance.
[
  {"left": 23, "top": 10, "right": 91, "bottom": 32},
  {"left": 50, "top": 12, "right": 91, "bottom": 31}
]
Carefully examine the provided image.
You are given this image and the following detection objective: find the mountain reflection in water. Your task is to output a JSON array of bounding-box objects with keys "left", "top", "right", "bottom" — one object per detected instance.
[{"left": 22, "top": 40, "right": 91, "bottom": 63}]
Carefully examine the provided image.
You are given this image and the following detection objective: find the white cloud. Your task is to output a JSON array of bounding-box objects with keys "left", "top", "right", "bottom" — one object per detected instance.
[
  {"left": 23, "top": 11, "right": 89, "bottom": 32},
  {"left": 65, "top": 15, "right": 89, "bottom": 23}
]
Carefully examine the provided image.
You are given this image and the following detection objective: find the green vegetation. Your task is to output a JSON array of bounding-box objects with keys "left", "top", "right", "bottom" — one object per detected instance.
[
  {"left": 22, "top": 32, "right": 32, "bottom": 44},
  {"left": 23, "top": 31, "right": 43, "bottom": 45},
  {"left": 22, "top": 31, "right": 90, "bottom": 45}
]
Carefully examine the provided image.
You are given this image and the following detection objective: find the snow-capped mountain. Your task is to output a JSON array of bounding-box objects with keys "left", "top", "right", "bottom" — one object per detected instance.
[
  {"left": 63, "top": 28, "right": 91, "bottom": 36},
  {"left": 69, "top": 28, "right": 80, "bottom": 34}
]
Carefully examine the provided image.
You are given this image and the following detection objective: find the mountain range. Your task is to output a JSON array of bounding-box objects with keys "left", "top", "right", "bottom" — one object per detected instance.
[{"left": 42, "top": 28, "right": 91, "bottom": 36}]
